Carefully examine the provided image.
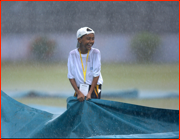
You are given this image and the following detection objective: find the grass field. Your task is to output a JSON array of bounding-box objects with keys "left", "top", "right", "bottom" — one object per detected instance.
[
  {"left": 1, "top": 62, "right": 179, "bottom": 109},
  {"left": 1, "top": 62, "right": 179, "bottom": 91}
]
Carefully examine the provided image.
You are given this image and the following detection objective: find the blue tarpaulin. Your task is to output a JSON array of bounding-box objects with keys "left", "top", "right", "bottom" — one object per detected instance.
[{"left": 1, "top": 90, "right": 179, "bottom": 138}]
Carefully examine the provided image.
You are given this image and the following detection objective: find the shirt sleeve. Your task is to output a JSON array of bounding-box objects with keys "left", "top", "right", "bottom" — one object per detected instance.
[
  {"left": 93, "top": 49, "right": 101, "bottom": 77},
  {"left": 67, "top": 52, "right": 75, "bottom": 79}
]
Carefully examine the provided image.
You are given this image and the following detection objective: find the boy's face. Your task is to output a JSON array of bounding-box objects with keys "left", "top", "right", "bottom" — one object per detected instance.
[{"left": 78, "top": 33, "right": 95, "bottom": 51}]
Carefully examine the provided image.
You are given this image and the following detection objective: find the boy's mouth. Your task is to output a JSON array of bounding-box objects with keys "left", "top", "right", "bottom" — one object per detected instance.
[{"left": 87, "top": 44, "right": 93, "bottom": 47}]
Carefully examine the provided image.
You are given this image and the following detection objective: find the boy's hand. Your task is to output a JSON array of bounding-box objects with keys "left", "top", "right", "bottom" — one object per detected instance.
[
  {"left": 77, "top": 91, "right": 85, "bottom": 102},
  {"left": 86, "top": 93, "right": 91, "bottom": 100}
]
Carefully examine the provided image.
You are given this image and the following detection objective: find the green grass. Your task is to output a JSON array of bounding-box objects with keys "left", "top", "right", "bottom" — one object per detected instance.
[
  {"left": 1, "top": 62, "right": 179, "bottom": 92},
  {"left": 102, "top": 63, "right": 179, "bottom": 91},
  {"left": 16, "top": 97, "right": 68, "bottom": 107},
  {"left": 1, "top": 62, "right": 70, "bottom": 92}
]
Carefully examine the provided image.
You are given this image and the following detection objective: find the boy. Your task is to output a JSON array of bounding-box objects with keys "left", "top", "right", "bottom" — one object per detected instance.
[{"left": 67, "top": 27, "right": 103, "bottom": 102}]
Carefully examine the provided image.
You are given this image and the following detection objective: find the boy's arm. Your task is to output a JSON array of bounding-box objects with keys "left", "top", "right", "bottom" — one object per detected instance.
[
  {"left": 69, "top": 79, "right": 85, "bottom": 102},
  {"left": 86, "top": 76, "right": 99, "bottom": 100}
]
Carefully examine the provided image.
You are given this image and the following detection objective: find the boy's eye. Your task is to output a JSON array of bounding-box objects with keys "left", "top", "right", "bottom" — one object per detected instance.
[{"left": 86, "top": 37, "right": 94, "bottom": 40}]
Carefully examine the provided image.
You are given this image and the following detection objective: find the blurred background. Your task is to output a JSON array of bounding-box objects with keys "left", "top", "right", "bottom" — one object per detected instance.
[{"left": 1, "top": 1, "right": 179, "bottom": 112}]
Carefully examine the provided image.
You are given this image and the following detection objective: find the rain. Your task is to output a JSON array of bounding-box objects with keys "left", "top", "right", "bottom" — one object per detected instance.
[{"left": 1, "top": 1, "right": 179, "bottom": 138}]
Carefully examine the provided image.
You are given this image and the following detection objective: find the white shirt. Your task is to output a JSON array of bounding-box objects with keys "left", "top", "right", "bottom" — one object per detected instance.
[{"left": 67, "top": 47, "right": 103, "bottom": 87}]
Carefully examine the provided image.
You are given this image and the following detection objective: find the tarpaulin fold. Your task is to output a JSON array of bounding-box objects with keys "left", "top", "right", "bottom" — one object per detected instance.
[{"left": 1, "top": 90, "right": 179, "bottom": 138}]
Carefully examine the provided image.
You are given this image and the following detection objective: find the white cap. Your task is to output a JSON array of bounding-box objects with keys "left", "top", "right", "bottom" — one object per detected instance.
[{"left": 77, "top": 27, "right": 95, "bottom": 39}]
